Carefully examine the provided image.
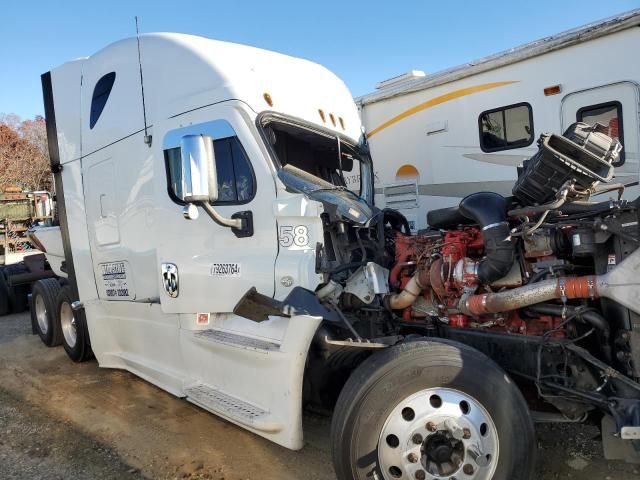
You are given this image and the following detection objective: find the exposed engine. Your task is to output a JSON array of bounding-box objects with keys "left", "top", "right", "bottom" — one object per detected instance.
[
  {"left": 236, "top": 122, "right": 640, "bottom": 458},
  {"left": 317, "top": 123, "right": 640, "bottom": 453}
]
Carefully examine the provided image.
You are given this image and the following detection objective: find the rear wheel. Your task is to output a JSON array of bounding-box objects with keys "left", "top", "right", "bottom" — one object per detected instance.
[
  {"left": 31, "top": 278, "right": 62, "bottom": 346},
  {"left": 56, "top": 285, "right": 92, "bottom": 362},
  {"left": 331, "top": 339, "right": 536, "bottom": 480}
]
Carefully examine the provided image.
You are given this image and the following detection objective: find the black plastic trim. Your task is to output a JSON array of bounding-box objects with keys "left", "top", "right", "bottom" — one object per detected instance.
[
  {"left": 41, "top": 71, "right": 91, "bottom": 345},
  {"left": 478, "top": 101, "right": 535, "bottom": 153}
]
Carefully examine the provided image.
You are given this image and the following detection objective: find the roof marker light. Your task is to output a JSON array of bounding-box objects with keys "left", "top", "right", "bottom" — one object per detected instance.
[
  {"left": 263, "top": 93, "right": 273, "bottom": 106},
  {"left": 318, "top": 109, "right": 326, "bottom": 122},
  {"left": 339, "top": 117, "right": 345, "bottom": 130},
  {"left": 329, "top": 113, "right": 336, "bottom": 127}
]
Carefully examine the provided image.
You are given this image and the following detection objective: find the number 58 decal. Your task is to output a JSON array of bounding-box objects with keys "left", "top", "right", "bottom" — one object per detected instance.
[{"left": 279, "top": 225, "right": 309, "bottom": 248}]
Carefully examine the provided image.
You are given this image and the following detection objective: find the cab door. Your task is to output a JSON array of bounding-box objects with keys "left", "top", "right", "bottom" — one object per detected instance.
[
  {"left": 153, "top": 104, "right": 278, "bottom": 314},
  {"left": 561, "top": 82, "right": 640, "bottom": 185}
]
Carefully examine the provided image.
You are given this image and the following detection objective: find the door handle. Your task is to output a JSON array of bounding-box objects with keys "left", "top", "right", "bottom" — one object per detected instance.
[{"left": 99, "top": 194, "right": 107, "bottom": 218}]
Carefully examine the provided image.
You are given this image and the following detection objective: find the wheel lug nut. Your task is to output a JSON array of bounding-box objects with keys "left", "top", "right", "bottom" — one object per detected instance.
[
  {"left": 414, "top": 470, "right": 426, "bottom": 480},
  {"left": 412, "top": 433, "right": 423, "bottom": 445},
  {"left": 426, "top": 421, "right": 437, "bottom": 432},
  {"left": 463, "top": 428, "right": 471, "bottom": 439},
  {"left": 463, "top": 464, "right": 474, "bottom": 475},
  {"left": 407, "top": 452, "right": 419, "bottom": 463}
]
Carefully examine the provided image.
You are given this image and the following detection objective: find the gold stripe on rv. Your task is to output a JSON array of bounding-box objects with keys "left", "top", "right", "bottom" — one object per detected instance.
[{"left": 366, "top": 81, "right": 518, "bottom": 138}]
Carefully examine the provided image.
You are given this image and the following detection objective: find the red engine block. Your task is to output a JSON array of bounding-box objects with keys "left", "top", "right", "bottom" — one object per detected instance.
[{"left": 390, "top": 229, "right": 566, "bottom": 336}]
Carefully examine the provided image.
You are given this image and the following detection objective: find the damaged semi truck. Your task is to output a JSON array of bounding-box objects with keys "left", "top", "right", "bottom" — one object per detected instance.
[{"left": 32, "top": 33, "right": 640, "bottom": 480}]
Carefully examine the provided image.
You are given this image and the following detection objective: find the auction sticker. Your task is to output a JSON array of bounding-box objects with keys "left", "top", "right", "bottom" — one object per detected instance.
[
  {"left": 99, "top": 261, "right": 135, "bottom": 300},
  {"left": 210, "top": 263, "right": 241, "bottom": 277}
]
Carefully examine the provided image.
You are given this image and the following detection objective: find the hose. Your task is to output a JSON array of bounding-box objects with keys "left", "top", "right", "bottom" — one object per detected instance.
[
  {"left": 526, "top": 303, "right": 611, "bottom": 362},
  {"left": 459, "top": 192, "right": 515, "bottom": 283}
]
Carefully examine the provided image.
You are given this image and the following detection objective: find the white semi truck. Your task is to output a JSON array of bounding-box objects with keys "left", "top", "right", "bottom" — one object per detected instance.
[{"left": 32, "top": 33, "right": 640, "bottom": 480}]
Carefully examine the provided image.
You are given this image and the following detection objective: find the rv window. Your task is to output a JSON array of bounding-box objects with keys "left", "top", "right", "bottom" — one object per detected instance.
[
  {"left": 164, "top": 136, "right": 255, "bottom": 205},
  {"left": 478, "top": 103, "right": 534, "bottom": 152},
  {"left": 89, "top": 72, "right": 116, "bottom": 129},
  {"left": 577, "top": 101, "right": 624, "bottom": 166}
]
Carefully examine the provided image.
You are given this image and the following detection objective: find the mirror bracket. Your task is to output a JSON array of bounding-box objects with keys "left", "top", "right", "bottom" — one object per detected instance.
[
  {"left": 231, "top": 211, "right": 254, "bottom": 238},
  {"left": 199, "top": 202, "right": 253, "bottom": 238}
]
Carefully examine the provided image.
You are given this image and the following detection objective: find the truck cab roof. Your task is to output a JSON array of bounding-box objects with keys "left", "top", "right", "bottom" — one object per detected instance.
[{"left": 48, "top": 33, "right": 361, "bottom": 163}]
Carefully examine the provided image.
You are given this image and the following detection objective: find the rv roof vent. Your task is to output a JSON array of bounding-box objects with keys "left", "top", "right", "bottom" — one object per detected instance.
[{"left": 376, "top": 70, "right": 426, "bottom": 90}]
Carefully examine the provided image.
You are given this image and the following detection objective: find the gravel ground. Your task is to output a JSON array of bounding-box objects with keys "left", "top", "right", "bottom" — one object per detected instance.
[{"left": 0, "top": 310, "right": 638, "bottom": 479}]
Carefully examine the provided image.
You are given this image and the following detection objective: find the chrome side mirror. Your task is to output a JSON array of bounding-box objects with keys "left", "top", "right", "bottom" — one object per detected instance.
[
  {"left": 179, "top": 134, "right": 253, "bottom": 238},
  {"left": 180, "top": 134, "right": 218, "bottom": 203}
]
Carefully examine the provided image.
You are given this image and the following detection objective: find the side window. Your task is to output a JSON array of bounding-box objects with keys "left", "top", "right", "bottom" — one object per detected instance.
[
  {"left": 90, "top": 72, "right": 116, "bottom": 129},
  {"left": 577, "top": 101, "right": 624, "bottom": 165},
  {"left": 478, "top": 103, "right": 534, "bottom": 152},
  {"left": 163, "top": 120, "right": 255, "bottom": 205}
]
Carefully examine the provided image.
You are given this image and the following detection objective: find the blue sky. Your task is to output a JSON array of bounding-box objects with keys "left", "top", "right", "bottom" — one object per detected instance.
[{"left": 1, "top": 0, "right": 638, "bottom": 119}]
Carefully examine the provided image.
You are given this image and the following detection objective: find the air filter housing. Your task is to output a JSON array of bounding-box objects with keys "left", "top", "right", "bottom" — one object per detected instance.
[{"left": 512, "top": 122, "right": 621, "bottom": 205}]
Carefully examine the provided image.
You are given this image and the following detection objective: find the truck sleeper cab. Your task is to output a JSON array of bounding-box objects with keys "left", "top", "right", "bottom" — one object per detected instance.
[{"left": 35, "top": 33, "right": 539, "bottom": 480}]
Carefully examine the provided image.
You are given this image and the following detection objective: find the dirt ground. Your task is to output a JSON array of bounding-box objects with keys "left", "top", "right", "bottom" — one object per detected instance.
[{"left": 1, "top": 311, "right": 638, "bottom": 480}]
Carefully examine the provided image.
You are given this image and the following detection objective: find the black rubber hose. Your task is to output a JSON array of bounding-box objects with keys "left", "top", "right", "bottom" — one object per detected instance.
[
  {"left": 382, "top": 208, "right": 411, "bottom": 235},
  {"left": 459, "top": 192, "right": 515, "bottom": 283},
  {"left": 527, "top": 303, "right": 611, "bottom": 361}
]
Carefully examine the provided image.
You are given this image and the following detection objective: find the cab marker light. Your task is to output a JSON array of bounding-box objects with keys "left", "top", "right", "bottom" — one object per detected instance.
[
  {"left": 329, "top": 113, "right": 336, "bottom": 126},
  {"left": 339, "top": 117, "right": 345, "bottom": 130},
  {"left": 318, "top": 109, "right": 326, "bottom": 122},
  {"left": 263, "top": 92, "right": 273, "bottom": 106}
]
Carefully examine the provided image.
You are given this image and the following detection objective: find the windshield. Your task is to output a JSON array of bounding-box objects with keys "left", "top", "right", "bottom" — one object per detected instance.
[{"left": 262, "top": 118, "right": 374, "bottom": 204}]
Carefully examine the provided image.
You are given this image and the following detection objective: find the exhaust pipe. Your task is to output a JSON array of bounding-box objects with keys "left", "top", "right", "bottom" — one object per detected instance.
[
  {"left": 385, "top": 270, "right": 430, "bottom": 310},
  {"left": 460, "top": 247, "right": 640, "bottom": 316}
]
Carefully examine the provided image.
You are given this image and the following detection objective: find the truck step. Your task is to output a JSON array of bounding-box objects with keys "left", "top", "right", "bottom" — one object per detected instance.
[
  {"left": 184, "top": 383, "right": 282, "bottom": 433},
  {"left": 193, "top": 329, "right": 281, "bottom": 352}
]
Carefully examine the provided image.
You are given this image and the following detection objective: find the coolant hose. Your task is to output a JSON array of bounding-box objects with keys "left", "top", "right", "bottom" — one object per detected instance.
[{"left": 459, "top": 192, "right": 515, "bottom": 283}]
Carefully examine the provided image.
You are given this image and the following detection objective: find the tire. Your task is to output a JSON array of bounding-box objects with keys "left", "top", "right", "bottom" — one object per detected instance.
[
  {"left": 31, "top": 278, "right": 62, "bottom": 346},
  {"left": 0, "top": 266, "right": 10, "bottom": 316},
  {"left": 331, "top": 339, "right": 536, "bottom": 480},
  {"left": 56, "top": 285, "right": 92, "bottom": 362},
  {"left": 4, "top": 263, "right": 29, "bottom": 313}
]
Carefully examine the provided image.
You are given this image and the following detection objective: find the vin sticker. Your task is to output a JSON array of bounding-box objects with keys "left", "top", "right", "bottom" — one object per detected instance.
[
  {"left": 99, "top": 261, "right": 135, "bottom": 300},
  {"left": 210, "top": 263, "right": 241, "bottom": 277}
]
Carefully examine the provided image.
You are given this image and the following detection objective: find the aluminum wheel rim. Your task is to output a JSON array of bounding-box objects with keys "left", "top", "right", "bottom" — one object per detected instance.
[
  {"left": 35, "top": 294, "right": 48, "bottom": 334},
  {"left": 378, "top": 387, "right": 499, "bottom": 480},
  {"left": 60, "top": 302, "right": 77, "bottom": 348}
]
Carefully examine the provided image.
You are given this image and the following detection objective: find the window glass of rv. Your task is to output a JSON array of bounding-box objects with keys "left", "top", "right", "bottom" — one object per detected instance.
[
  {"left": 164, "top": 136, "right": 254, "bottom": 204},
  {"left": 577, "top": 101, "right": 624, "bottom": 166},
  {"left": 478, "top": 103, "right": 534, "bottom": 152},
  {"left": 89, "top": 72, "right": 116, "bottom": 129}
]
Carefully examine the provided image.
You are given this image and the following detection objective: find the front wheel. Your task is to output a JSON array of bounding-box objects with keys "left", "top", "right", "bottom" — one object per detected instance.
[{"left": 331, "top": 339, "right": 535, "bottom": 480}]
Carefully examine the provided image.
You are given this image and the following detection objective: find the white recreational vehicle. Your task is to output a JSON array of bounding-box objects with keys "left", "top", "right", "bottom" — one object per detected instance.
[
  {"left": 29, "top": 32, "right": 640, "bottom": 480},
  {"left": 358, "top": 9, "right": 640, "bottom": 231}
]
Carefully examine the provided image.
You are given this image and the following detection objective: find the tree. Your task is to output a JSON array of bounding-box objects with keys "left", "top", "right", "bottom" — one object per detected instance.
[{"left": 0, "top": 114, "right": 51, "bottom": 191}]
